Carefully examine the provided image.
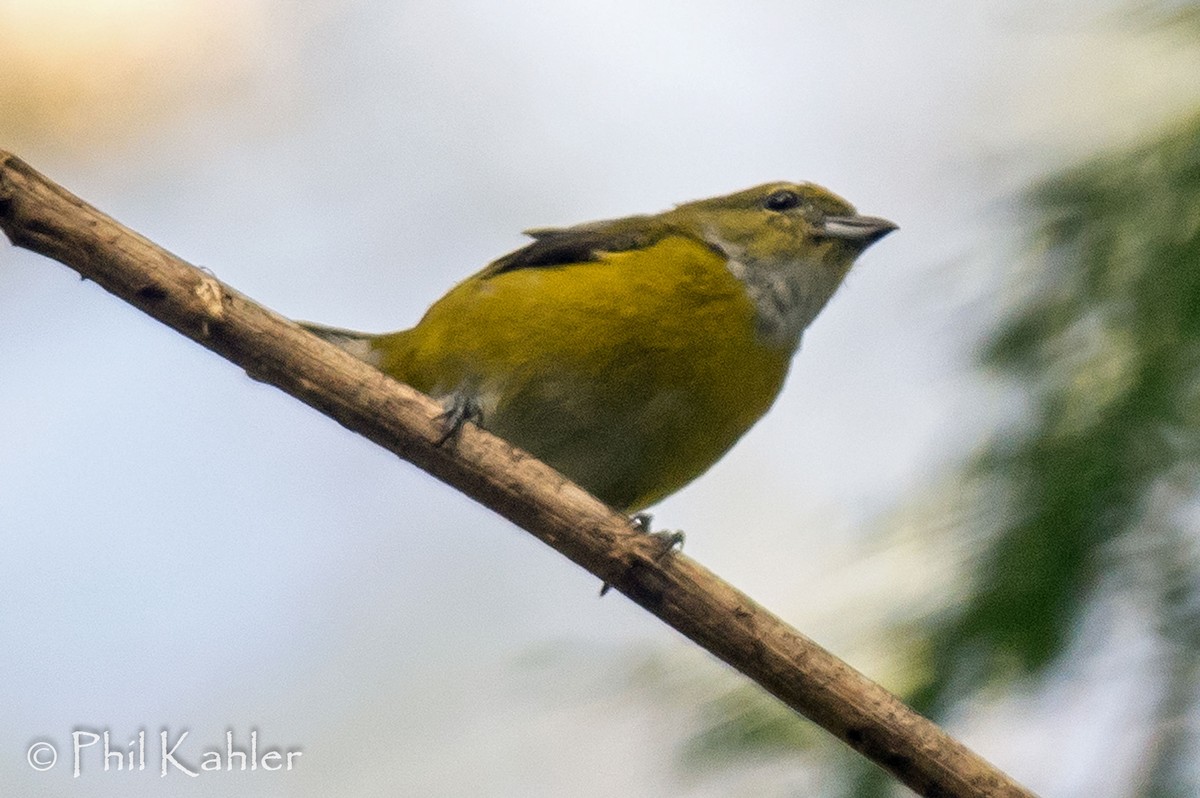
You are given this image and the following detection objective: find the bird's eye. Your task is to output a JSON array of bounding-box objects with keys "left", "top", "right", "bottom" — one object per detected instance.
[{"left": 764, "top": 190, "right": 801, "bottom": 212}]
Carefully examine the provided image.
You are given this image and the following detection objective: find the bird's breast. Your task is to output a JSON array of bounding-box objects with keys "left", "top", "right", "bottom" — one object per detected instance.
[{"left": 387, "top": 235, "right": 795, "bottom": 509}]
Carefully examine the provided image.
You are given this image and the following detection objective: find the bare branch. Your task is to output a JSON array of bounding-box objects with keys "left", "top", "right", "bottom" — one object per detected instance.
[{"left": 0, "top": 150, "right": 1036, "bottom": 798}]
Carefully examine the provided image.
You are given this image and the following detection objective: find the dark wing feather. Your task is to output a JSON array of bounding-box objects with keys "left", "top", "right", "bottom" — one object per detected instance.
[{"left": 479, "top": 216, "right": 663, "bottom": 277}]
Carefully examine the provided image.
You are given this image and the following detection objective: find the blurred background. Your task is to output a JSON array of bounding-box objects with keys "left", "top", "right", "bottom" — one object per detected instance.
[{"left": 2, "top": 1, "right": 1199, "bottom": 795}]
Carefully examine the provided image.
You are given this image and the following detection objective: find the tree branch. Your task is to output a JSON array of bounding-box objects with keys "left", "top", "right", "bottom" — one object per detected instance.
[{"left": 0, "top": 150, "right": 1036, "bottom": 798}]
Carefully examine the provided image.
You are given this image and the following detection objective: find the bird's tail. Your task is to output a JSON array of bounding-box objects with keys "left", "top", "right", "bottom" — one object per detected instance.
[{"left": 296, "top": 321, "right": 382, "bottom": 366}]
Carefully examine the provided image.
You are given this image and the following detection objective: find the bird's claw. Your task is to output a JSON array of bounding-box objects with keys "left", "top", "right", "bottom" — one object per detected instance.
[
  {"left": 647, "top": 529, "right": 685, "bottom": 559},
  {"left": 630, "top": 512, "right": 653, "bottom": 533},
  {"left": 599, "top": 517, "right": 685, "bottom": 596},
  {"left": 434, "top": 392, "right": 484, "bottom": 446}
]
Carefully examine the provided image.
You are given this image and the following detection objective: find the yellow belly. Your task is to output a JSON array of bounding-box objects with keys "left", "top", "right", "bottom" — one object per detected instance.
[{"left": 374, "top": 236, "right": 793, "bottom": 511}]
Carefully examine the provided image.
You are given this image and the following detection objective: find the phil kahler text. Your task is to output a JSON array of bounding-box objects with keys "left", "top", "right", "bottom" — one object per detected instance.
[{"left": 68, "top": 728, "right": 301, "bottom": 777}]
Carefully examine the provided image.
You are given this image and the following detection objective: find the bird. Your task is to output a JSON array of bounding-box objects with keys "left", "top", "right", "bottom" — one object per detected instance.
[{"left": 300, "top": 182, "right": 895, "bottom": 513}]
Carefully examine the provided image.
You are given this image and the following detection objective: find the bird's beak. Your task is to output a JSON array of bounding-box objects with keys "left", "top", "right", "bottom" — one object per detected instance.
[{"left": 820, "top": 215, "right": 898, "bottom": 248}]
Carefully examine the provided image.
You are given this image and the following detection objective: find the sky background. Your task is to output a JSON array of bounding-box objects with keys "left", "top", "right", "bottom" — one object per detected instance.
[{"left": 2, "top": 1, "right": 1199, "bottom": 795}]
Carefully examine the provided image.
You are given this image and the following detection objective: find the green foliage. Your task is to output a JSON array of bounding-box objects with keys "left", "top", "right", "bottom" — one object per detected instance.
[{"left": 917, "top": 112, "right": 1200, "bottom": 718}]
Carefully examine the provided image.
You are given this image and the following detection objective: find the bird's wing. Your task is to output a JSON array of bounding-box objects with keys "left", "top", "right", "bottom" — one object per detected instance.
[{"left": 478, "top": 216, "right": 668, "bottom": 277}]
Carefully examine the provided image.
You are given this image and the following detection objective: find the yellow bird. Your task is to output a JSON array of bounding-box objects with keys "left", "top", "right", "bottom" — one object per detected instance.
[{"left": 302, "top": 182, "right": 895, "bottom": 512}]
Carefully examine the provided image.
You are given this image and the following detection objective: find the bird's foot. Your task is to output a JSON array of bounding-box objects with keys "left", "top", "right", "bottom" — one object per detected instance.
[
  {"left": 600, "top": 514, "right": 685, "bottom": 596},
  {"left": 434, "top": 392, "right": 484, "bottom": 446},
  {"left": 630, "top": 512, "right": 685, "bottom": 556}
]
